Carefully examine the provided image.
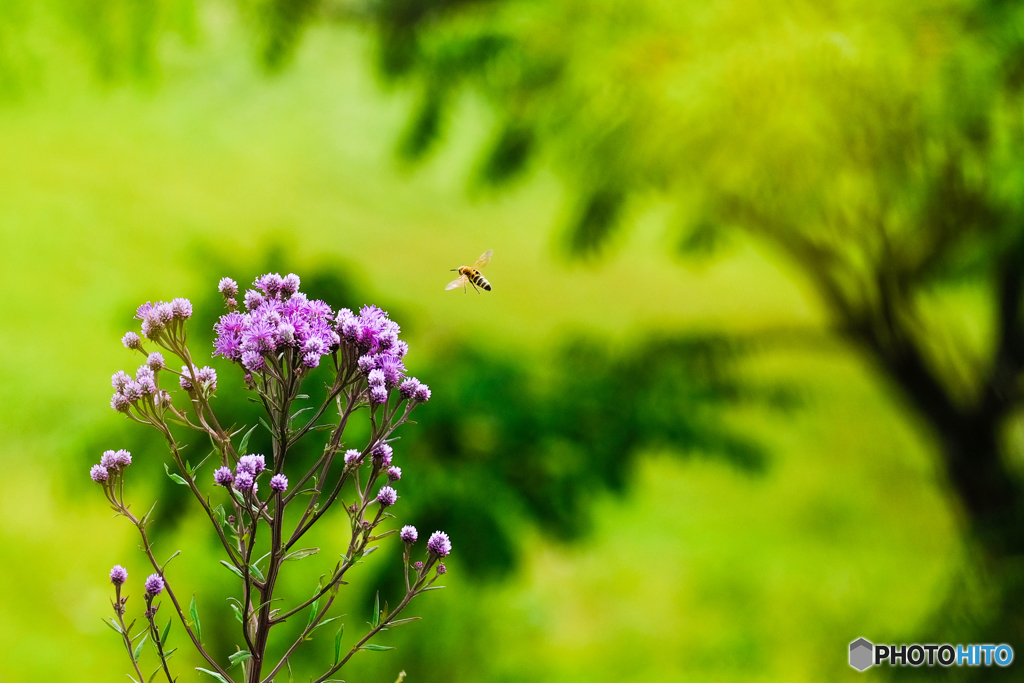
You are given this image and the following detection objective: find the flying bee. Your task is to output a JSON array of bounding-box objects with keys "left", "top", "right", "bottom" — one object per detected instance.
[{"left": 446, "top": 250, "right": 493, "bottom": 293}]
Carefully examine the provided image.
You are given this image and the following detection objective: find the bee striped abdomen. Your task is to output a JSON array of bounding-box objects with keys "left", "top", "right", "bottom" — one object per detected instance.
[{"left": 473, "top": 274, "right": 492, "bottom": 291}]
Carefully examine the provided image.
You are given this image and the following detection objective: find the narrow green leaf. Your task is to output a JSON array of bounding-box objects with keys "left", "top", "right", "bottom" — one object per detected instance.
[
  {"left": 212, "top": 504, "right": 226, "bottom": 528},
  {"left": 133, "top": 633, "right": 148, "bottom": 661},
  {"left": 237, "top": 424, "right": 258, "bottom": 455},
  {"left": 248, "top": 563, "right": 266, "bottom": 582},
  {"left": 220, "top": 561, "right": 244, "bottom": 580},
  {"left": 387, "top": 617, "right": 421, "bottom": 627},
  {"left": 127, "top": 675, "right": 141, "bottom": 683},
  {"left": 308, "top": 615, "right": 344, "bottom": 636},
  {"left": 229, "top": 603, "right": 244, "bottom": 624},
  {"left": 333, "top": 624, "right": 345, "bottom": 664},
  {"left": 148, "top": 666, "right": 162, "bottom": 683},
  {"left": 372, "top": 591, "right": 380, "bottom": 628},
  {"left": 161, "top": 618, "right": 171, "bottom": 646},
  {"left": 228, "top": 650, "right": 252, "bottom": 667},
  {"left": 283, "top": 547, "right": 320, "bottom": 562},
  {"left": 103, "top": 618, "right": 123, "bottom": 634},
  {"left": 189, "top": 595, "right": 202, "bottom": 645},
  {"left": 195, "top": 667, "right": 233, "bottom": 683},
  {"left": 371, "top": 529, "right": 398, "bottom": 541},
  {"left": 306, "top": 599, "right": 320, "bottom": 631},
  {"left": 360, "top": 644, "right": 395, "bottom": 652},
  {"left": 362, "top": 545, "right": 379, "bottom": 557},
  {"left": 257, "top": 416, "right": 273, "bottom": 437},
  {"left": 163, "top": 463, "right": 188, "bottom": 486}
]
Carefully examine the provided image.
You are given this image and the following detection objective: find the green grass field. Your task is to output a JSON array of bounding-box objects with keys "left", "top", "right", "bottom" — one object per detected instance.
[{"left": 0, "top": 19, "right": 958, "bottom": 682}]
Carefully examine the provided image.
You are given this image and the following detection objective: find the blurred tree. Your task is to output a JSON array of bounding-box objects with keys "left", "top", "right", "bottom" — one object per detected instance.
[{"left": 236, "top": 0, "right": 1024, "bottom": 670}]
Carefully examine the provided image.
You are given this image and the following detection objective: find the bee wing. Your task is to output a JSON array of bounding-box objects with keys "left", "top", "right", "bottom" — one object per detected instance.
[
  {"left": 445, "top": 274, "right": 469, "bottom": 290},
  {"left": 472, "top": 249, "right": 493, "bottom": 270}
]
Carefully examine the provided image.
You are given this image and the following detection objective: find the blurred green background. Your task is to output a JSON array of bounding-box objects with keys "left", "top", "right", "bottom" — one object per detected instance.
[{"left": 4, "top": 0, "right": 1021, "bottom": 681}]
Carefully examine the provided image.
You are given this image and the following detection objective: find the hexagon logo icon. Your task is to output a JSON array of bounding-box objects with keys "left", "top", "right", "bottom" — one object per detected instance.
[{"left": 850, "top": 638, "right": 874, "bottom": 671}]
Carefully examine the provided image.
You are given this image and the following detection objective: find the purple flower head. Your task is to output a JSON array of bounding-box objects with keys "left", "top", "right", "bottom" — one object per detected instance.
[
  {"left": 234, "top": 471, "right": 255, "bottom": 490},
  {"left": 277, "top": 322, "right": 296, "bottom": 346},
  {"left": 244, "top": 290, "right": 265, "bottom": 311},
  {"left": 171, "top": 298, "right": 193, "bottom": 320},
  {"left": 144, "top": 573, "right": 164, "bottom": 597},
  {"left": 90, "top": 464, "right": 109, "bottom": 482},
  {"left": 241, "top": 350, "right": 266, "bottom": 372},
  {"left": 427, "top": 531, "right": 451, "bottom": 558},
  {"left": 399, "top": 377, "right": 421, "bottom": 399},
  {"left": 111, "top": 392, "right": 130, "bottom": 412},
  {"left": 270, "top": 474, "right": 288, "bottom": 493},
  {"left": 112, "top": 371, "right": 131, "bottom": 392},
  {"left": 238, "top": 454, "right": 266, "bottom": 475},
  {"left": 122, "top": 332, "right": 141, "bottom": 350},
  {"left": 367, "top": 369, "right": 385, "bottom": 387},
  {"left": 196, "top": 366, "right": 218, "bottom": 392},
  {"left": 136, "top": 365, "right": 155, "bottom": 385},
  {"left": 256, "top": 273, "right": 284, "bottom": 298},
  {"left": 100, "top": 450, "right": 119, "bottom": 469},
  {"left": 146, "top": 352, "right": 165, "bottom": 371},
  {"left": 115, "top": 449, "right": 132, "bottom": 468},
  {"left": 378, "top": 355, "right": 405, "bottom": 388},
  {"left": 123, "top": 381, "right": 143, "bottom": 402},
  {"left": 281, "top": 273, "right": 300, "bottom": 297},
  {"left": 377, "top": 486, "right": 398, "bottom": 507},
  {"left": 369, "top": 385, "right": 388, "bottom": 405},
  {"left": 387, "top": 466, "right": 402, "bottom": 482},
  {"left": 371, "top": 442, "right": 393, "bottom": 466},
  {"left": 344, "top": 449, "right": 363, "bottom": 466},
  {"left": 414, "top": 561, "right": 423, "bottom": 570},
  {"left": 219, "top": 277, "right": 239, "bottom": 298},
  {"left": 393, "top": 340, "right": 409, "bottom": 358},
  {"left": 179, "top": 367, "right": 194, "bottom": 391},
  {"left": 436, "top": 563, "right": 447, "bottom": 575},
  {"left": 400, "top": 525, "right": 418, "bottom": 543},
  {"left": 357, "top": 354, "right": 377, "bottom": 375},
  {"left": 414, "top": 384, "right": 432, "bottom": 403},
  {"left": 214, "top": 466, "right": 234, "bottom": 487},
  {"left": 301, "top": 351, "right": 321, "bottom": 369},
  {"left": 109, "top": 565, "right": 128, "bottom": 585}
]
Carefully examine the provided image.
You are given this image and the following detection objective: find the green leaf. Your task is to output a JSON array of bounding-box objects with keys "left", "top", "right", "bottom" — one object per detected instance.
[
  {"left": 306, "top": 598, "right": 320, "bottom": 631},
  {"left": 237, "top": 424, "right": 258, "bottom": 455},
  {"left": 195, "top": 667, "right": 233, "bottom": 683},
  {"left": 283, "top": 547, "right": 320, "bottom": 562},
  {"left": 212, "top": 504, "right": 226, "bottom": 528},
  {"left": 387, "top": 617, "right": 421, "bottom": 627},
  {"left": 189, "top": 595, "right": 202, "bottom": 645},
  {"left": 308, "top": 615, "right": 344, "bottom": 636},
  {"left": 190, "top": 449, "right": 215, "bottom": 475},
  {"left": 372, "top": 591, "right": 380, "bottom": 628},
  {"left": 248, "top": 563, "right": 266, "bottom": 582},
  {"left": 220, "top": 561, "right": 244, "bottom": 580},
  {"left": 148, "top": 666, "right": 163, "bottom": 683},
  {"left": 164, "top": 463, "right": 188, "bottom": 486},
  {"left": 127, "top": 675, "right": 141, "bottom": 683},
  {"left": 229, "top": 603, "right": 244, "bottom": 624},
  {"left": 362, "top": 545, "right": 379, "bottom": 557},
  {"left": 228, "top": 650, "right": 252, "bottom": 668},
  {"left": 161, "top": 618, "right": 171, "bottom": 646},
  {"left": 333, "top": 624, "right": 345, "bottom": 664},
  {"left": 360, "top": 644, "right": 395, "bottom": 652},
  {"left": 257, "top": 416, "right": 273, "bottom": 437},
  {"left": 103, "top": 618, "right": 123, "bottom": 635},
  {"left": 133, "top": 633, "right": 148, "bottom": 661}
]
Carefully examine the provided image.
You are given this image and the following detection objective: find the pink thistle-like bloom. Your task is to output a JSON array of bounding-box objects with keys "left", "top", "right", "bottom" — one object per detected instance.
[
  {"left": 144, "top": 574, "right": 164, "bottom": 597},
  {"left": 436, "top": 563, "right": 447, "bottom": 575},
  {"left": 238, "top": 454, "right": 266, "bottom": 475},
  {"left": 115, "top": 449, "right": 132, "bottom": 468},
  {"left": 100, "top": 450, "right": 119, "bottom": 469},
  {"left": 369, "top": 385, "right": 388, "bottom": 404},
  {"left": 270, "top": 474, "right": 288, "bottom": 493},
  {"left": 344, "top": 449, "right": 363, "bottom": 466},
  {"left": 387, "top": 466, "right": 402, "bottom": 482},
  {"left": 146, "top": 352, "right": 165, "bottom": 371},
  {"left": 414, "top": 384, "right": 432, "bottom": 403},
  {"left": 399, "top": 378, "right": 421, "bottom": 400},
  {"left": 427, "top": 531, "right": 451, "bottom": 558},
  {"left": 377, "top": 486, "right": 398, "bottom": 507},
  {"left": 170, "top": 298, "right": 193, "bottom": 320},
  {"left": 218, "top": 277, "right": 239, "bottom": 298},
  {"left": 214, "top": 466, "right": 234, "bottom": 487},
  {"left": 111, "top": 392, "right": 130, "bottom": 412},
  {"left": 111, "top": 371, "right": 132, "bottom": 392},
  {"left": 122, "top": 332, "right": 142, "bottom": 350},
  {"left": 400, "top": 525, "right": 418, "bottom": 543},
  {"left": 234, "top": 471, "right": 255, "bottom": 490},
  {"left": 109, "top": 565, "right": 128, "bottom": 585},
  {"left": 90, "top": 464, "right": 109, "bottom": 482}
]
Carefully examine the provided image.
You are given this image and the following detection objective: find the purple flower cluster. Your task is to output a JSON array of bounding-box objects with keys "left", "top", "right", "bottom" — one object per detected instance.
[
  {"left": 213, "top": 454, "right": 267, "bottom": 492},
  {"left": 90, "top": 449, "right": 133, "bottom": 484},
  {"left": 377, "top": 485, "right": 398, "bottom": 507},
  {"left": 213, "top": 273, "right": 339, "bottom": 373},
  {"left": 179, "top": 365, "right": 217, "bottom": 394},
  {"left": 400, "top": 525, "right": 418, "bottom": 543},
  {"left": 135, "top": 298, "right": 192, "bottom": 342},
  {"left": 270, "top": 474, "right": 288, "bottom": 493}
]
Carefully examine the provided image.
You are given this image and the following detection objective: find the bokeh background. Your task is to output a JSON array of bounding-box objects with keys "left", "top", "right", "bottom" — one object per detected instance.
[{"left": 3, "top": 0, "right": 1023, "bottom": 681}]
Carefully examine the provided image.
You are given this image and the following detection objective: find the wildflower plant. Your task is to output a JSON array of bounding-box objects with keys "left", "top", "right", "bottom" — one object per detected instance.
[{"left": 91, "top": 273, "right": 451, "bottom": 683}]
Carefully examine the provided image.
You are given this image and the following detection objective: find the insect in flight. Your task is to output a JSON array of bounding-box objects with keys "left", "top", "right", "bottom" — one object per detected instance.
[{"left": 446, "top": 250, "right": 493, "bottom": 293}]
